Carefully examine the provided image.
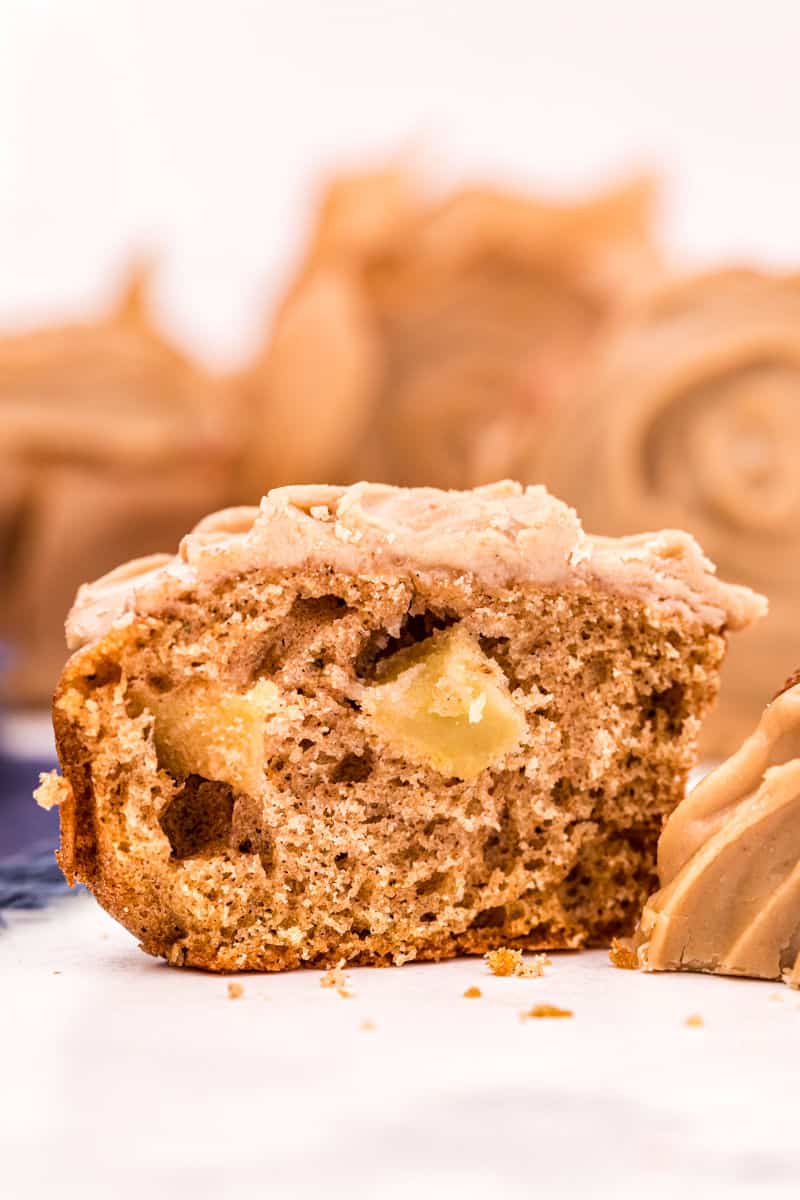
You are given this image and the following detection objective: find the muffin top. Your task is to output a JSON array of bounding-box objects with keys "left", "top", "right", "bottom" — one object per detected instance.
[{"left": 66, "top": 480, "right": 766, "bottom": 651}]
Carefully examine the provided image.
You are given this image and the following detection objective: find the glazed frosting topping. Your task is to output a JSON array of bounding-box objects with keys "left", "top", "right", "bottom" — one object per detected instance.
[
  {"left": 630, "top": 676, "right": 800, "bottom": 986},
  {"left": 65, "top": 480, "right": 765, "bottom": 651}
]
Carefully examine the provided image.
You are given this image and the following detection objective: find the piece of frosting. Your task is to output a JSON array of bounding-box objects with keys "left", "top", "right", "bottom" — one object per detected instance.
[
  {"left": 65, "top": 480, "right": 765, "bottom": 652},
  {"left": 628, "top": 674, "right": 800, "bottom": 986}
]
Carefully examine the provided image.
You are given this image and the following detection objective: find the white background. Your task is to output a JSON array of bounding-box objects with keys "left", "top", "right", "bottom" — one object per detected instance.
[
  {"left": 0, "top": 0, "right": 799, "bottom": 366},
  {"left": 5, "top": 896, "right": 800, "bottom": 1200}
]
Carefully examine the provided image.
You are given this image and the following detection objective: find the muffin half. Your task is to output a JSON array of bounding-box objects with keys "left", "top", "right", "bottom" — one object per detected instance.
[{"left": 38, "top": 482, "right": 764, "bottom": 971}]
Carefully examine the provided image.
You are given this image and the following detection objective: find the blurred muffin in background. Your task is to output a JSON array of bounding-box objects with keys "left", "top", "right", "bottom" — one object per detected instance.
[
  {"left": 0, "top": 269, "right": 236, "bottom": 706},
  {"left": 542, "top": 268, "right": 800, "bottom": 754},
  {"left": 238, "top": 165, "right": 661, "bottom": 493}
]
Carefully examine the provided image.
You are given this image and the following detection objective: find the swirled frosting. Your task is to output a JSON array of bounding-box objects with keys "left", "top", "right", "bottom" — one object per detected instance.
[
  {"left": 239, "top": 165, "right": 660, "bottom": 496},
  {"left": 66, "top": 480, "right": 765, "bottom": 651},
  {"left": 0, "top": 267, "right": 235, "bottom": 702},
  {"left": 628, "top": 675, "right": 800, "bottom": 986},
  {"left": 543, "top": 268, "right": 800, "bottom": 753},
  {"left": 0, "top": 267, "right": 229, "bottom": 464}
]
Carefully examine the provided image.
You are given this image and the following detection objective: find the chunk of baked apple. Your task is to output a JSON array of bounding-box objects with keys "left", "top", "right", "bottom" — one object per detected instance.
[
  {"left": 150, "top": 679, "right": 280, "bottom": 795},
  {"left": 364, "top": 627, "right": 525, "bottom": 780}
]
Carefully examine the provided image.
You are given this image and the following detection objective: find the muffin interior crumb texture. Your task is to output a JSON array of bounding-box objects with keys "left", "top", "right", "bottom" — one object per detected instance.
[{"left": 54, "top": 560, "right": 725, "bottom": 972}]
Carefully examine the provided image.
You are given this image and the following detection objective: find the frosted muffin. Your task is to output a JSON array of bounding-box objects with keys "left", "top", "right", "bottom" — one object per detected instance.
[
  {"left": 0, "top": 271, "right": 235, "bottom": 704},
  {"left": 38, "top": 481, "right": 763, "bottom": 971},
  {"left": 238, "top": 166, "right": 660, "bottom": 495}
]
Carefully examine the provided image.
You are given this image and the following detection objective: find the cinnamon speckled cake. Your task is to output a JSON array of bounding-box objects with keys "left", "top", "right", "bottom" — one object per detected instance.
[{"left": 36, "top": 482, "right": 764, "bottom": 971}]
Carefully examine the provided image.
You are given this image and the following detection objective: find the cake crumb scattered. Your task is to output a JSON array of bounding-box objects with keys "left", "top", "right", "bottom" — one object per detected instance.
[
  {"left": 521, "top": 1003, "right": 573, "bottom": 1020},
  {"left": 52, "top": 970, "right": 62, "bottom": 976},
  {"left": 337, "top": 988, "right": 354, "bottom": 999},
  {"left": 519, "top": 954, "right": 551, "bottom": 979},
  {"left": 227, "top": 982, "right": 244, "bottom": 1000},
  {"left": 684, "top": 1013, "right": 704, "bottom": 1028},
  {"left": 463, "top": 986, "right": 482, "bottom": 998},
  {"left": 360, "top": 1018, "right": 376, "bottom": 1032},
  {"left": 321, "top": 963, "right": 349, "bottom": 991},
  {"left": 485, "top": 947, "right": 550, "bottom": 978},
  {"left": 609, "top": 939, "right": 639, "bottom": 970},
  {"left": 769, "top": 991, "right": 784, "bottom": 1003}
]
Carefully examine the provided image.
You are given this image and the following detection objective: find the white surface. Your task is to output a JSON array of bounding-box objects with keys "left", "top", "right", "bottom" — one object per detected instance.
[
  {"left": 0, "top": 2, "right": 799, "bottom": 364},
  {"left": 3, "top": 892, "right": 799, "bottom": 1199}
]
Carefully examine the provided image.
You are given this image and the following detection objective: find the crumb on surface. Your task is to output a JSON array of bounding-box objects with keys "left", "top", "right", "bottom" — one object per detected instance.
[
  {"left": 521, "top": 1003, "right": 573, "bottom": 1020},
  {"left": 337, "top": 988, "right": 354, "bottom": 999},
  {"left": 609, "top": 938, "right": 639, "bottom": 970},
  {"left": 769, "top": 991, "right": 784, "bottom": 1003},
  {"left": 684, "top": 1013, "right": 704, "bottom": 1028},
  {"left": 485, "top": 947, "right": 550, "bottom": 978},
  {"left": 518, "top": 954, "right": 551, "bottom": 979},
  {"left": 463, "top": 986, "right": 482, "bottom": 998},
  {"left": 485, "top": 947, "right": 522, "bottom": 976},
  {"left": 321, "top": 964, "right": 348, "bottom": 990},
  {"left": 360, "top": 1018, "right": 376, "bottom": 1032},
  {"left": 227, "top": 982, "right": 244, "bottom": 1000},
  {"left": 52, "top": 970, "right": 62, "bottom": 976}
]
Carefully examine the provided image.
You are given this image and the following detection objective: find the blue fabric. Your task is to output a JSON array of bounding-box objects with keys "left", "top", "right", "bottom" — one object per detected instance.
[
  {"left": 1, "top": 753, "right": 59, "bottom": 856},
  {"left": 0, "top": 643, "right": 74, "bottom": 920},
  {"left": 0, "top": 840, "right": 73, "bottom": 925},
  {"left": 0, "top": 750, "right": 74, "bottom": 923}
]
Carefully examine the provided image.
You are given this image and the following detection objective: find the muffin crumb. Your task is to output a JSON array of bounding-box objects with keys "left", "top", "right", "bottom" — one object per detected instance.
[
  {"left": 521, "top": 1003, "right": 573, "bottom": 1020},
  {"left": 33, "top": 770, "right": 70, "bottom": 811},
  {"left": 684, "top": 1013, "right": 704, "bottom": 1028},
  {"left": 609, "top": 938, "right": 639, "bottom": 970},
  {"left": 321, "top": 964, "right": 348, "bottom": 990},
  {"left": 360, "top": 1018, "right": 376, "bottom": 1032},
  {"left": 519, "top": 954, "right": 551, "bottom": 979},
  {"left": 486, "top": 948, "right": 550, "bottom": 978},
  {"left": 463, "top": 986, "right": 482, "bottom": 998},
  {"left": 227, "top": 982, "right": 244, "bottom": 1000}
]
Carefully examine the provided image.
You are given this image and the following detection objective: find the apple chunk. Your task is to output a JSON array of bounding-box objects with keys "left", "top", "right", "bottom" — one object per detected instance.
[
  {"left": 364, "top": 627, "right": 525, "bottom": 780},
  {"left": 150, "top": 679, "right": 280, "bottom": 795}
]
